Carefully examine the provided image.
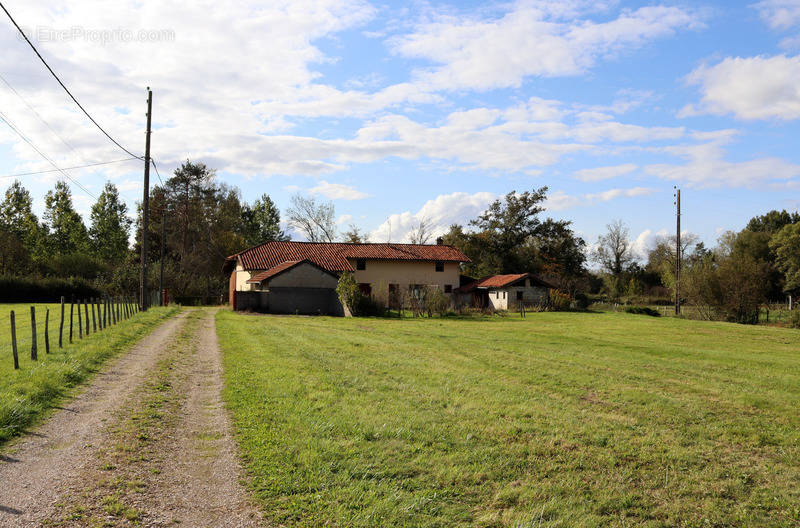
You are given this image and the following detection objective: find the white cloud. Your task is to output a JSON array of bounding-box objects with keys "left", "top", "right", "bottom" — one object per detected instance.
[
  {"left": 631, "top": 228, "right": 669, "bottom": 258},
  {"left": 753, "top": 0, "right": 800, "bottom": 30},
  {"left": 681, "top": 55, "right": 800, "bottom": 120},
  {"left": 336, "top": 214, "right": 353, "bottom": 225},
  {"left": 370, "top": 191, "right": 496, "bottom": 243},
  {"left": 391, "top": 4, "right": 701, "bottom": 91},
  {"left": 545, "top": 186, "right": 656, "bottom": 211},
  {"left": 308, "top": 180, "right": 369, "bottom": 200},
  {"left": 574, "top": 163, "right": 638, "bottom": 181},
  {"left": 645, "top": 140, "right": 800, "bottom": 187}
]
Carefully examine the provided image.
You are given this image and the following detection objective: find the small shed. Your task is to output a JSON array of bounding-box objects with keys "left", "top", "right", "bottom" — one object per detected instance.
[{"left": 455, "top": 273, "right": 556, "bottom": 310}]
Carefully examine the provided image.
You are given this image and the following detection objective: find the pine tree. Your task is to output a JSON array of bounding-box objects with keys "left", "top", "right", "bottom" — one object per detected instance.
[{"left": 0, "top": 180, "right": 46, "bottom": 269}]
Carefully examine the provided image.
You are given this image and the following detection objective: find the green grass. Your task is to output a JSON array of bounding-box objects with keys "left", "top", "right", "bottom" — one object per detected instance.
[
  {"left": 0, "top": 303, "right": 178, "bottom": 444},
  {"left": 217, "top": 310, "right": 800, "bottom": 528}
]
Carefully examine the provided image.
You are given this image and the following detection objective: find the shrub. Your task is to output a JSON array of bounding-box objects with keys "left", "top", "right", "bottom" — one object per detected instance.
[
  {"left": 548, "top": 289, "right": 571, "bottom": 311},
  {"left": 790, "top": 309, "right": 800, "bottom": 329},
  {"left": 574, "top": 292, "right": 590, "bottom": 310},
  {"left": 0, "top": 276, "right": 101, "bottom": 302},
  {"left": 625, "top": 306, "right": 661, "bottom": 317}
]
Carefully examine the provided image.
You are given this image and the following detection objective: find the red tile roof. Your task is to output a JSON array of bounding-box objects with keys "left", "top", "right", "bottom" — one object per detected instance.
[
  {"left": 455, "top": 273, "right": 556, "bottom": 293},
  {"left": 245, "top": 259, "right": 340, "bottom": 284},
  {"left": 225, "top": 241, "right": 470, "bottom": 273}
]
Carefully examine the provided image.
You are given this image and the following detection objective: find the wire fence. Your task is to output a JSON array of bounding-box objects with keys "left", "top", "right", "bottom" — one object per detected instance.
[{"left": 2, "top": 294, "right": 142, "bottom": 371}]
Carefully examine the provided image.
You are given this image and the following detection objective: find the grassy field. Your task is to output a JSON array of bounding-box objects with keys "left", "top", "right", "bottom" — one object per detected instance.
[
  {"left": 217, "top": 310, "right": 800, "bottom": 528},
  {"left": 0, "top": 303, "right": 179, "bottom": 444}
]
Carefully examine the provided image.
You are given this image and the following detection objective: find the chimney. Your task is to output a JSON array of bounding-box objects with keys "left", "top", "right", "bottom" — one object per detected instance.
[{"left": 436, "top": 237, "right": 444, "bottom": 245}]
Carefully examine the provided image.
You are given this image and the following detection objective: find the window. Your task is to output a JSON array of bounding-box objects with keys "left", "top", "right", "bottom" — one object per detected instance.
[
  {"left": 358, "top": 283, "right": 372, "bottom": 296},
  {"left": 516, "top": 291, "right": 523, "bottom": 300},
  {"left": 503, "top": 291, "right": 506, "bottom": 299},
  {"left": 444, "top": 284, "right": 453, "bottom": 293},
  {"left": 435, "top": 261, "right": 444, "bottom": 272},
  {"left": 356, "top": 259, "right": 366, "bottom": 270}
]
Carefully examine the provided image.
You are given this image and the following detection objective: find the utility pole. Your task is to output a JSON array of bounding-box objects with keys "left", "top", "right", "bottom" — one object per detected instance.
[
  {"left": 140, "top": 88, "right": 153, "bottom": 312},
  {"left": 159, "top": 215, "right": 165, "bottom": 306},
  {"left": 675, "top": 187, "right": 681, "bottom": 316}
]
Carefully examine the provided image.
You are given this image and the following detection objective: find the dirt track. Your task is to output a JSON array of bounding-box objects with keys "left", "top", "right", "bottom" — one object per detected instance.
[{"left": 0, "top": 308, "right": 264, "bottom": 527}]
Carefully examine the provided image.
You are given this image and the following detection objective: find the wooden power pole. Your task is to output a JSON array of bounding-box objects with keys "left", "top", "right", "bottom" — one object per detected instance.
[
  {"left": 140, "top": 88, "right": 153, "bottom": 311},
  {"left": 675, "top": 187, "right": 681, "bottom": 316},
  {"left": 159, "top": 215, "right": 165, "bottom": 306}
]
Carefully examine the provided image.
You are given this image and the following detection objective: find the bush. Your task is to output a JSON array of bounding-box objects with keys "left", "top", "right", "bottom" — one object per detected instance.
[
  {"left": 790, "top": 309, "right": 800, "bottom": 329},
  {"left": 625, "top": 306, "right": 661, "bottom": 317},
  {"left": 548, "top": 289, "right": 571, "bottom": 311},
  {"left": 0, "top": 276, "right": 101, "bottom": 302},
  {"left": 574, "top": 292, "right": 591, "bottom": 310}
]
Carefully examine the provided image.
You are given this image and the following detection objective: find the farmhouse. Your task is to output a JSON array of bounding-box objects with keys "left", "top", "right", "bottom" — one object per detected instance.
[
  {"left": 455, "top": 273, "right": 556, "bottom": 310},
  {"left": 223, "top": 240, "right": 470, "bottom": 314}
]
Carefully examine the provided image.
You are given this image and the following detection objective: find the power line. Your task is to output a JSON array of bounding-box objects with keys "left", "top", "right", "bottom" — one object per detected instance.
[
  {"left": 0, "top": 1, "right": 143, "bottom": 160},
  {"left": 0, "top": 157, "right": 139, "bottom": 179},
  {"left": 151, "top": 158, "right": 164, "bottom": 185},
  {"left": 0, "top": 108, "right": 96, "bottom": 198}
]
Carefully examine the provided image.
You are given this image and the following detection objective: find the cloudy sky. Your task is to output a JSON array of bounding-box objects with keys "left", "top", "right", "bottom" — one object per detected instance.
[{"left": 1, "top": 0, "right": 800, "bottom": 255}]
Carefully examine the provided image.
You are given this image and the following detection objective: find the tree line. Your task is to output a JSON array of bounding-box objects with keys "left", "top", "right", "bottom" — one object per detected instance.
[
  {"left": 3, "top": 159, "right": 798, "bottom": 319},
  {"left": 589, "top": 211, "right": 800, "bottom": 324},
  {"left": 0, "top": 161, "right": 286, "bottom": 301}
]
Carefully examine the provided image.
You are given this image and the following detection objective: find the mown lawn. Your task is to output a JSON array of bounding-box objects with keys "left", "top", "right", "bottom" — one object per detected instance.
[
  {"left": 0, "top": 303, "right": 179, "bottom": 444},
  {"left": 217, "top": 311, "right": 800, "bottom": 528}
]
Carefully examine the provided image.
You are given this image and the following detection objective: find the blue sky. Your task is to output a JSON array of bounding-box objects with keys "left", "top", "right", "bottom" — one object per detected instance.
[{"left": 2, "top": 0, "right": 800, "bottom": 256}]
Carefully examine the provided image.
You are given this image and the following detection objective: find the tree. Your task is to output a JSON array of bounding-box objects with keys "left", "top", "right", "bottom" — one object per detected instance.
[
  {"left": 593, "top": 220, "right": 634, "bottom": 276},
  {"left": 240, "top": 194, "right": 287, "bottom": 247},
  {"left": 44, "top": 181, "right": 89, "bottom": 255},
  {"left": 0, "top": 180, "right": 44, "bottom": 269},
  {"left": 135, "top": 160, "right": 248, "bottom": 300},
  {"left": 769, "top": 222, "right": 800, "bottom": 294},
  {"left": 746, "top": 209, "right": 800, "bottom": 233},
  {"left": 342, "top": 224, "right": 369, "bottom": 243},
  {"left": 89, "top": 182, "right": 132, "bottom": 263},
  {"left": 286, "top": 194, "right": 337, "bottom": 242},
  {"left": 408, "top": 217, "right": 433, "bottom": 244}
]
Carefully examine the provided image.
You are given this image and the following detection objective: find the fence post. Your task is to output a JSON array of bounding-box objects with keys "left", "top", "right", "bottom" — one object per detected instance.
[
  {"left": 77, "top": 299, "right": 83, "bottom": 339},
  {"left": 102, "top": 297, "right": 107, "bottom": 328},
  {"left": 45, "top": 308, "right": 50, "bottom": 354},
  {"left": 91, "top": 298, "right": 97, "bottom": 332},
  {"left": 59, "top": 296, "right": 65, "bottom": 348},
  {"left": 11, "top": 311, "right": 19, "bottom": 370},
  {"left": 69, "top": 299, "right": 74, "bottom": 344},
  {"left": 84, "top": 301, "right": 90, "bottom": 335},
  {"left": 30, "top": 306, "right": 37, "bottom": 361},
  {"left": 96, "top": 298, "right": 102, "bottom": 330}
]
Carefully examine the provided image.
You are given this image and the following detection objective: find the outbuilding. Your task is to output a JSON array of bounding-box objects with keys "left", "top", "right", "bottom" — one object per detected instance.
[{"left": 455, "top": 273, "right": 556, "bottom": 310}]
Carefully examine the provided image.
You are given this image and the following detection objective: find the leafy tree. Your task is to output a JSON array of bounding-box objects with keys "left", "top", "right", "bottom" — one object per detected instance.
[
  {"left": 137, "top": 160, "right": 248, "bottom": 300},
  {"left": 769, "top": 223, "right": 800, "bottom": 294},
  {"left": 44, "top": 181, "right": 89, "bottom": 255},
  {"left": 745, "top": 209, "right": 800, "bottom": 233},
  {"left": 240, "top": 194, "right": 287, "bottom": 247},
  {"left": 286, "top": 194, "right": 337, "bottom": 242},
  {"left": 89, "top": 182, "right": 132, "bottom": 263},
  {"left": 0, "top": 180, "right": 46, "bottom": 265},
  {"left": 442, "top": 188, "right": 586, "bottom": 286}
]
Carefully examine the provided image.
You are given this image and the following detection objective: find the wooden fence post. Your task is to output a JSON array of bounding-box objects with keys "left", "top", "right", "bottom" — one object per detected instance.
[
  {"left": 69, "top": 299, "right": 74, "bottom": 344},
  {"left": 11, "top": 311, "right": 19, "bottom": 370},
  {"left": 102, "top": 297, "right": 107, "bottom": 328},
  {"left": 77, "top": 300, "right": 83, "bottom": 339},
  {"left": 111, "top": 297, "right": 117, "bottom": 325},
  {"left": 84, "top": 301, "right": 90, "bottom": 335},
  {"left": 91, "top": 298, "right": 97, "bottom": 332},
  {"left": 59, "top": 296, "right": 65, "bottom": 348},
  {"left": 45, "top": 308, "right": 50, "bottom": 354},
  {"left": 30, "top": 306, "right": 37, "bottom": 361}
]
